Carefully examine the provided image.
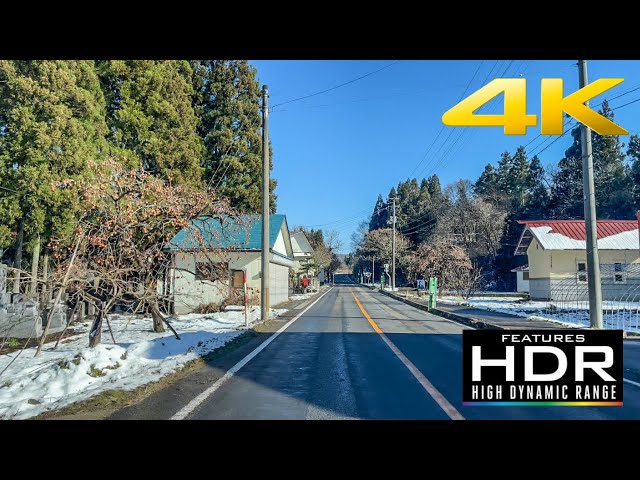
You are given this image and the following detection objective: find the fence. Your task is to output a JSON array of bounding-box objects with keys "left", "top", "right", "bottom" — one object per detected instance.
[{"left": 539, "top": 263, "right": 640, "bottom": 332}]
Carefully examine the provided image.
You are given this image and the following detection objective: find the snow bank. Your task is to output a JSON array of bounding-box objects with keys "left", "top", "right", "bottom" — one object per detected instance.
[
  {"left": 289, "top": 292, "right": 316, "bottom": 301},
  {"left": 438, "top": 295, "right": 640, "bottom": 333},
  {"left": 0, "top": 306, "right": 287, "bottom": 420}
]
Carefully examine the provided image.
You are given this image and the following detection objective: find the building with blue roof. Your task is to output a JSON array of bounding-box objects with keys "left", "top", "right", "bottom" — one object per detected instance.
[{"left": 164, "top": 214, "right": 294, "bottom": 314}]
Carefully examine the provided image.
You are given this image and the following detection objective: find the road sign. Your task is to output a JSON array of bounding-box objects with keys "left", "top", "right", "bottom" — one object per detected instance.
[{"left": 384, "top": 263, "right": 389, "bottom": 272}]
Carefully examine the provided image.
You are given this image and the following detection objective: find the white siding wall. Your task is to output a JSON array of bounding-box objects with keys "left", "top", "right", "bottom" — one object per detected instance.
[
  {"left": 273, "top": 230, "right": 287, "bottom": 257},
  {"left": 516, "top": 271, "right": 530, "bottom": 293},
  {"left": 269, "top": 263, "right": 290, "bottom": 306},
  {"left": 172, "top": 251, "right": 292, "bottom": 314}
]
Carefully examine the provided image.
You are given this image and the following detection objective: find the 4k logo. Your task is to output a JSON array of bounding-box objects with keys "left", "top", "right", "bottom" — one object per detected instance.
[{"left": 442, "top": 78, "right": 628, "bottom": 135}]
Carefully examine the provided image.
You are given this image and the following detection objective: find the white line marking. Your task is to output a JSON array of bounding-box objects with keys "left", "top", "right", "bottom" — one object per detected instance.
[
  {"left": 624, "top": 378, "right": 640, "bottom": 388},
  {"left": 377, "top": 331, "right": 465, "bottom": 420},
  {"left": 171, "top": 287, "right": 334, "bottom": 420},
  {"left": 353, "top": 289, "right": 465, "bottom": 420}
]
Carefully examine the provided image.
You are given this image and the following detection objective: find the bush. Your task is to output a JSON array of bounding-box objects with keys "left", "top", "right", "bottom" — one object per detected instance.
[{"left": 196, "top": 302, "right": 222, "bottom": 314}]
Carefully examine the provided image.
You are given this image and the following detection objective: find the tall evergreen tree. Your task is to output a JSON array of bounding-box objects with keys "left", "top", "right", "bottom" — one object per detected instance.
[
  {"left": 474, "top": 164, "right": 500, "bottom": 201},
  {"left": 396, "top": 178, "right": 421, "bottom": 229},
  {"left": 524, "top": 155, "right": 549, "bottom": 219},
  {"left": 496, "top": 151, "right": 513, "bottom": 199},
  {"left": 592, "top": 101, "right": 633, "bottom": 218},
  {"left": 549, "top": 101, "right": 633, "bottom": 219},
  {"left": 386, "top": 186, "right": 397, "bottom": 229},
  {"left": 412, "top": 179, "right": 435, "bottom": 243},
  {"left": 548, "top": 125, "right": 583, "bottom": 218},
  {"left": 191, "top": 60, "right": 277, "bottom": 213},
  {"left": 369, "top": 194, "right": 387, "bottom": 231},
  {"left": 0, "top": 60, "right": 108, "bottom": 249},
  {"left": 426, "top": 174, "right": 443, "bottom": 207},
  {"left": 508, "top": 146, "right": 532, "bottom": 209},
  {"left": 628, "top": 134, "right": 640, "bottom": 209},
  {"left": 97, "top": 60, "right": 204, "bottom": 186}
]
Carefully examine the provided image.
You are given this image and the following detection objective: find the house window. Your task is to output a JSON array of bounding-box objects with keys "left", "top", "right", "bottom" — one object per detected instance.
[
  {"left": 195, "top": 262, "right": 229, "bottom": 283},
  {"left": 577, "top": 262, "right": 587, "bottom": 284},
  {"left": 614, "top": 262, "right": 626, "bottom": 284},
  {"left": 522, "top": 271, "right": 529, "bottom": 281},
  {"left": 231, "top": 270, "right": 244, "bottom": 288}
]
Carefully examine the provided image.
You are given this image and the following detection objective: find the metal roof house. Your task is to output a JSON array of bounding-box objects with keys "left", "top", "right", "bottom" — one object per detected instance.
[
  {"left": 514, "top": 220, "right": 640, "bottom": 301},
  {"left": 164, "top": 214, "right": 294, "bottom": 314}
]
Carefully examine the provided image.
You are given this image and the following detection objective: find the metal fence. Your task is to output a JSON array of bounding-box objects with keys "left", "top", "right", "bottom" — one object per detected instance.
[{"left": 541, "top": 263, "right": 640, "bottom": 332}]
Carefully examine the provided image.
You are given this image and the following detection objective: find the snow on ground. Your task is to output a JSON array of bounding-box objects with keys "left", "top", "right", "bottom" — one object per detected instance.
[
  {"left": 0, "top": 305, "right": 287, "bottom": 420},
  {"left": 289, "top": 292, "right": 317, "bottom": 301},
  {"left": 437, "top": 295, "right": 640, "bottom": 333}
]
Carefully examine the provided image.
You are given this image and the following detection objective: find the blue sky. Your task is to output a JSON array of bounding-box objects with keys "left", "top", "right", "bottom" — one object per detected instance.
[{"left": 251, "top": 60, "right": 640, "bottom": 252}]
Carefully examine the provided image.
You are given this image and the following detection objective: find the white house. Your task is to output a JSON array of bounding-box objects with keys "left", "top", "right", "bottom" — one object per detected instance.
[
  {"left": 514, "top": 220, "right": 640, "bottom": 301},
  {"left": 164, "top": 214, "right": 294, "bottom": 314},
  {"left": 290, "top": 231, "right": 315, "bottom": 284},
  {"left": 510, "top": 264, "right": 530, "bottom": 293}
]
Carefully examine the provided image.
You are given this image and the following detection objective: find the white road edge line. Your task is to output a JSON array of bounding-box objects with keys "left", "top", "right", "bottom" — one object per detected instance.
[
  {"left": 377, "top": 331, "right": 465, "bottom": 420},
  {"left": 170, "top": 287, "right": 334, "bottom": 420},
  {"left": 354, "top": 288, "right": 465, "bottom": 420},
  {"left": 624, "top": 378, "right": 640, "bottom": 388}
]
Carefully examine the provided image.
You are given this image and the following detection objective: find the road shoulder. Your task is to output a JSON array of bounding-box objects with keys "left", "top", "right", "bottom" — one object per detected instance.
[{"left": 38, "top": 290, "right": 328, "bottom": 420}]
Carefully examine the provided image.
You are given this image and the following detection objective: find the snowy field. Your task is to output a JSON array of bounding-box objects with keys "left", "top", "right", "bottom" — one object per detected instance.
[
  {"left": 438, "top": 295, "right": 640, "bottom": 333},
  {"left": 0, "top": 306, "right": 287, "bottom": 420}
]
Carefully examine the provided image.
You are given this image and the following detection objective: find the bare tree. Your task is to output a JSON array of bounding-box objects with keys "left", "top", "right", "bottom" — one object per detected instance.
[
  {"left": 358, "top": 228, "right": 410, "bottom": 266},
  {"left": 414, "top": 239, "right": 472, "bottom": 292},
  {"left": 350, "top": 220, "right": 369, "bottom": 252},
  {"left": 324, "top": 229, "right": 343, "bottom": 254},
  {"left": 460, "top": 260, "right": 486, "bottom": 299},
  {"left": 437, "top": 180, "right": 507, "bottom": 261},
  {"left": 49, "top": 158, "right": 236, "bottom": 347}
]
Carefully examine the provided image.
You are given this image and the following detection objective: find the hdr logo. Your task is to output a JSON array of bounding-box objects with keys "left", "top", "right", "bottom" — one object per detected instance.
[
  {"left": 462, "top": 330, "right": 624, "bottom": 406},
  {"left": 442, "top": 78, "right": 628, "bottom": 135}
]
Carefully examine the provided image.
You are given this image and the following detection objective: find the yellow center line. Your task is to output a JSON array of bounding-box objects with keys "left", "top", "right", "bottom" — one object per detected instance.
[
  {"left": 352, "top": 292, "right": 382, "bottom": 333},
  {"left": 350, "top": 288, "right": 465, "bottom": 421}
]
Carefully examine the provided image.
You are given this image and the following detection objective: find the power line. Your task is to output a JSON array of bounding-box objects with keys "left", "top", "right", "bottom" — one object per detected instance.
[
  {"left": 418, "top": 60, "right": 525, "bottom": 182},
  {"left": 406, "top": 60, "right": 487, "bottom": 180},
  {"left": 612, "top": 95, "right": 640, "bottom": 111},
  {"left": 400, "top": 217, "right": 438, "bottom": 236},
  {"left": 271, "top": 61, "right": 400, "bottom": 109},
  {"left": 301, "top": 203, "right": 391, "bottom": 229},
  {"left": 272, "top": 89, "right": 435, "bottom": 112},
  {"left": 530, "top": 93, "right": 640, "bottom": 159},
  {"left": 523, "top": 83, "right": 640, "bottom": 153},
  {"left": 415, "top": 60, "right": 513, "bottom": 181}
]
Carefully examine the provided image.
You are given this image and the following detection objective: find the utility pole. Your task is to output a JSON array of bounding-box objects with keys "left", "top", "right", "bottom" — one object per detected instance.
[
  {"left": 392, "top": 196, "right": 396, "bottom": 291},
  {"left": 372, "top": 256, "right": 375, "bottom": 285},
  {"left": 261, "top": 85, "right": 270, "bottom": 321},
  {"left": 578, "top": 60, "right": 603, "bottom": 329}
]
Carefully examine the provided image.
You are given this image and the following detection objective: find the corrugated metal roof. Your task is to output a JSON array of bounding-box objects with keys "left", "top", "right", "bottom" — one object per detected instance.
[
  {"left": 166, "top": 214, "right": 288, "bottom": 252},
  {"left": 291, "top": 231, "right": 314, "bottom": 255},
  {"left": 517, "top": 220, "right": 638, "bottom": 240},
  {"left": 515, "top": 220, "right": 639, "bottom": 251}
]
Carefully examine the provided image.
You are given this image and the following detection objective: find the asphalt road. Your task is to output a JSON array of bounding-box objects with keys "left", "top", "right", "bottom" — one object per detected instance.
[{"left": 112, "top": 274, "right": 640, "bottom": 420}]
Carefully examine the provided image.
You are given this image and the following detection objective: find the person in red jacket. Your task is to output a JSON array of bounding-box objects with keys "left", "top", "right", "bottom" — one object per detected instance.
[{"left": 301, "top": 275, "right": 309, "bottom": 292}]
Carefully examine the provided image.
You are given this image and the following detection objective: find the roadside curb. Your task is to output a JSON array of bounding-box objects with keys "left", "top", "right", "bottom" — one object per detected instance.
[{"left": 365, "top": 285, "right": 506, "bottom": 330}]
